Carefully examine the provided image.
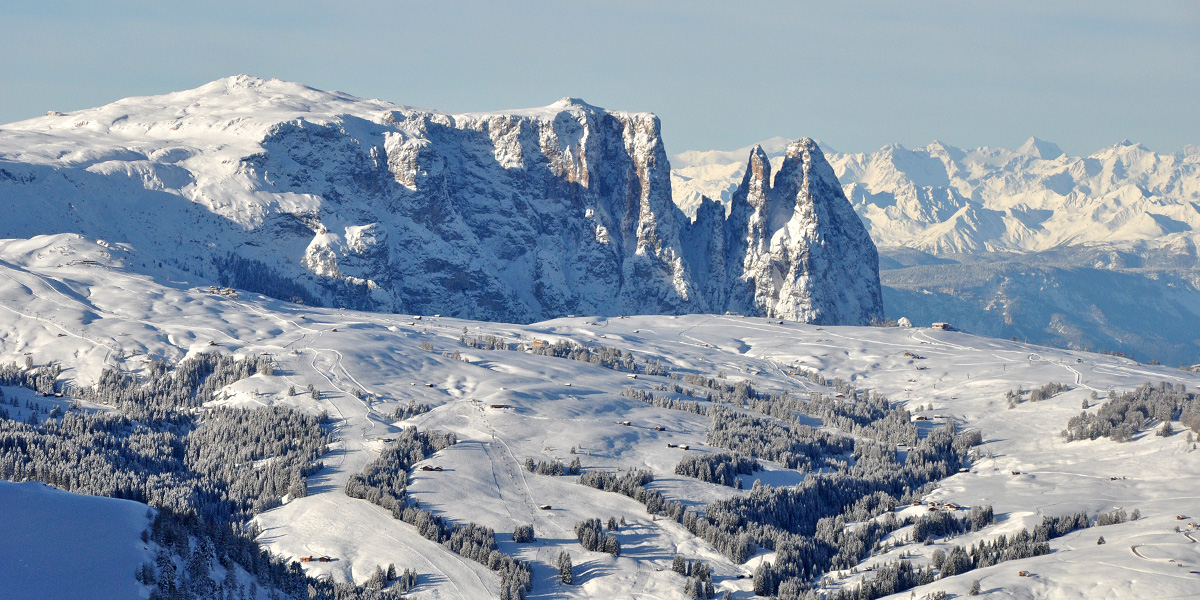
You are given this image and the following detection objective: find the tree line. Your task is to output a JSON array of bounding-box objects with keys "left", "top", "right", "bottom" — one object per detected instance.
[
  {"left": 0, "top": 355, "right": 415, "bottom": 600},
  {"left": 1063, "top": 381, "right": 1197, "bottom": 442},
  {"left": 674, "top": 451, "right": 759, "bottom": 487},
  {"left": 827, "top": 508, "right": 1134, "bottom": 600}
]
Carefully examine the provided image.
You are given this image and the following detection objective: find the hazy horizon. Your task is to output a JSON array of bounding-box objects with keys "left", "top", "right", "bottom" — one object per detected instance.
[{"left": 2, "top": 1, "right": 1196, "bottom": 156}]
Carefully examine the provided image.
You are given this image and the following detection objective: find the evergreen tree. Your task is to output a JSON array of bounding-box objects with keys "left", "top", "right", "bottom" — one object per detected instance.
[
  {"left": 513, "top": 524, "right": 535, "bottom": 543},
  {"left": 603, "top": 535, "right": 621, "bottom": 556},
  {"left": 752, "top": 562, "right": 773, "bottom": 596},
  {"left": 672, "top": 554, "right": 687, "bottom": 574},
  {"left": 557, "top": 551, "right": 573, "bottom": 585}
]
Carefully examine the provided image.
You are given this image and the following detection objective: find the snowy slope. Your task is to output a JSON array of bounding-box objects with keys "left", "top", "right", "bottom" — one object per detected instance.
[
  {"left": 0, "top": 77, "right": 881, "bottom": 326},
  {"left": 1, "top": 233, "right": 1199, "bottom": 599},
  {"left": 0, "top": 480, "right": 152, "bottom": 600}
]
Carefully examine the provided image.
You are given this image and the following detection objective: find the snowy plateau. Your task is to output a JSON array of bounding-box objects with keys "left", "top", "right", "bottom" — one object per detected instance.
[
  {"left": 0, "top": 78, "right": 1197, "bottom": 600},
  {"left": 673, "top": 138, "right": 1200, "bottom": 367}
]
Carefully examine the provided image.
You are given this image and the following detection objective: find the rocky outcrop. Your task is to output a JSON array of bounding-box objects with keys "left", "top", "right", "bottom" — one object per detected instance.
[{"left": 716, "top": 139, "right": 883, "bottom": 324}]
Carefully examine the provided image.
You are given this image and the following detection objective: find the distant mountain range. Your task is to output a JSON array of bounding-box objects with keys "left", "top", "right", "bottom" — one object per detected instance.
[
  {"left": 0, "top": 77, "right": 881, "bottom": 325},
  {"left": 674, "top": 136, "right": 1200, "bottom": 253},
  {"left": 673, "top": 139, "right": 1200, "bottom": 366}
]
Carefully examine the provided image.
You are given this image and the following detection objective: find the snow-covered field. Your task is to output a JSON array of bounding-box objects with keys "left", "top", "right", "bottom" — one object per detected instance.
[
  {"left": 2, "top": 232, "right": 1199, "bottom": 599},
  {"left": 0, "top": 479, "right": 152, "bottom": 600}
]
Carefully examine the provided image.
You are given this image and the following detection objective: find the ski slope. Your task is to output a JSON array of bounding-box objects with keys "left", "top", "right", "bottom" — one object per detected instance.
[{"left": 1, "top": 232, "right": 1198, "bottom": 599}]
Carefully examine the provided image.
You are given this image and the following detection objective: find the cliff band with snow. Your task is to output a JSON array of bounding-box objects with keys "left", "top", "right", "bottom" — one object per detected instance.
[{"left": 0, "top": 76, "right": 883, "bottom": 325}]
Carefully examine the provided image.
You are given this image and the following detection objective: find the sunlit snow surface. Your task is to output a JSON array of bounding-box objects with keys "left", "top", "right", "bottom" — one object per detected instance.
[{"left": 1, "top": 233, "right": 1199, "bottom": 599}]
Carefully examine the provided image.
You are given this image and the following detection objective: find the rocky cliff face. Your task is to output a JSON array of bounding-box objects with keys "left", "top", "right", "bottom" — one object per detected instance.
[
  {"left": 0, "top": 77, "right": 881, "bottom": 324},
  {"left": 235, "top": 95, "right": 695, "bottom": 321},
  {"left": 717, "top": 140, "right": 883, "bottom": 324}
]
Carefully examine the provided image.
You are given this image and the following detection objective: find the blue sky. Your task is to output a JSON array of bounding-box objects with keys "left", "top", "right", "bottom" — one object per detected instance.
[{"left": 2, "top": 1, "right": 1196, "bottom": 155}]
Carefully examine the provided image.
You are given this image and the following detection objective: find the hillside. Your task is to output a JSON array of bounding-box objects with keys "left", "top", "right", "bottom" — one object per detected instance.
[
  {"left": 1, "top": 233, "right": 1198, "bottom": 599},
  {"left": 881, "top": 249, "right": 1200, "bottom": 367},
  {"left": 0, "top": 480, "right": 151, "bottom": 600}
]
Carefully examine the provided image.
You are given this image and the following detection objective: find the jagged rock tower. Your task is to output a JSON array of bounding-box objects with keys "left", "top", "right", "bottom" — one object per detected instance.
[{"left": 716, "top": 138, "right": 883, "bottom": 324}]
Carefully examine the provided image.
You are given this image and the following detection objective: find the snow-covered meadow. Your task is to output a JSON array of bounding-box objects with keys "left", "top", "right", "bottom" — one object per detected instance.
[{"left": 1, "top": 233, "right": 1198, "bottom": 599}]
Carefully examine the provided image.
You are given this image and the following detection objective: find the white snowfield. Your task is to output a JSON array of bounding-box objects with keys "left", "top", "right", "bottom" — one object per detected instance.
[
  {"left": 0, "top": 479, "right": 152, "bottom": 600},
  {"left": 1, "top": 233, "right": 1199, "bottom": 599},
  {"left": 672, "top": 137, "right": 1200, "bottom": 254}
]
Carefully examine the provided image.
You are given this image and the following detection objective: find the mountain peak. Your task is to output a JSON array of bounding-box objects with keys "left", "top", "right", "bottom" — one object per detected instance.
[
  {"left": 922, "top": 140, "right": 967, "bottom": 161},
  {"left": 723, "top": 137, "right": 883, "bottom": 325},
  {"left": 1016, "top": 136, "right": 1064, "bottom": 160},
  {"left": 219, "top": 74, "right": 271, "bottom": 88},
  {"left": 1114, "top": 139, "right": 1152, "bottom": 152},
  {"left": 757, "top": 136, "right": 793, "bottom": 155},
  {"left": 550, "top": 97, "right": 598, "bottom": 110},
  {"left": 785, "top": 137, "right": 822, "bottom": 159},
  {"left": 749, "top": 143, "right": 771, "bottom": 163},
  {"left": 188, "top": 75, "right": 344, "bottom": 101}
]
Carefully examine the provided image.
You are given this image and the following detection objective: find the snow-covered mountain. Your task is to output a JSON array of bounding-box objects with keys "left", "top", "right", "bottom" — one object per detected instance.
[
  {"left": 0, "top": 76, "right": 881, "bottom": 325},
  {"left": 683, "top": 140, "right": 882, "bottom": 325},
  {"left": 881, "top": 249, "right": 1200, "bottom": 366},
  {"left": 673, "top": 138, "right": 1200, "bottom": 365},
  {"left": 673, "top": 137, "right": 1200, "bottom": 254}
]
